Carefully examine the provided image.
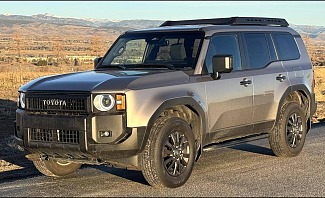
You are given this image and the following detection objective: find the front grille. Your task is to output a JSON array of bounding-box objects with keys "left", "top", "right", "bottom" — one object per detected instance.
[
  {"left": 26, "top": 93, "right": 89, "bottom": 115},
  {"left": 30, "top": 128, "right": 80, "bottom": 144}
]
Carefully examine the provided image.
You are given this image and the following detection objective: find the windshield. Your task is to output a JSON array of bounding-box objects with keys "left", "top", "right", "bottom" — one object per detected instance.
[{"left": 98, "top": 31, "right": 204, "bottom": 70}]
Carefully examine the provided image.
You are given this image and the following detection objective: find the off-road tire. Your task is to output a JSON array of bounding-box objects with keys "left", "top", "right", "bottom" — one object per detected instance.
[
  {"left": 141, "top": 115, "right": 195, "bottom": 188},
  {"left": 269, "top": 102, "right": 307, "bottom": 157},
  {"left": 33, "top": 159, "right": 81, "bottom": 177}
]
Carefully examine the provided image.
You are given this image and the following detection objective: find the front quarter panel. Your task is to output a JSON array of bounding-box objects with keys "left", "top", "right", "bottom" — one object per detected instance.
[{"left": 125, "top": 82, "right": 207, "bottom": 128}]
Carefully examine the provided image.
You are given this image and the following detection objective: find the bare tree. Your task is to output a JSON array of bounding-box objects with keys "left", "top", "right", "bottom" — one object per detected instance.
[
  {"left": 51, "top": 36, "right": 64, "bottom": 66},
  {"left": 90, "top": 35, "right": 104, "bottom": 56},
  {"left": 13, "top": 31, "right": 24, "bottom": 62}
]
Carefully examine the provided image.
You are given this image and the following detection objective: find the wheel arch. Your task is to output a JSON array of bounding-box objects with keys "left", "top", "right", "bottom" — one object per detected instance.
[
  {"left": 275, "top": 84, "right": 313, "bottom": 131},
  {"left": 138, "top": 97, "right": 207, "bottom": 160}
]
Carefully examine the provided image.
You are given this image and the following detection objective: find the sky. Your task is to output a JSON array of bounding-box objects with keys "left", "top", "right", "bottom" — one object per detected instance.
[{"left": 0, "top": 1, "right": 324, "bottom": 26}]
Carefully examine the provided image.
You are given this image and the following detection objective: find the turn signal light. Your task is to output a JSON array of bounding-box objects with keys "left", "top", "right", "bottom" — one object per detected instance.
[{"left": 116, "top": 94, "right": 126, "bottom": 111}]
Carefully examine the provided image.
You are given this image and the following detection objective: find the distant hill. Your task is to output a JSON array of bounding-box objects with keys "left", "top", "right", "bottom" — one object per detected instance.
[
  {"left": 0, "top": 13, "right": 324, "bottom": 39},
  {"left": 290, "top": 24, "right": 325, "bottom": 39},
  {"left": 0, "top": 13, "right": 164, "bottom": 29}
]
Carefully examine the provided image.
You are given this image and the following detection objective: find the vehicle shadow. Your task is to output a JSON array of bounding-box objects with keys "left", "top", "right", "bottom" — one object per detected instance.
[
  {"left": 228, "top": 122, "right": 324, "bottom": 156},
  {"left": 0, "top": 166, "right": 40, "bottom": 184},
  {"left": 229, "top": 143, "right": 275, "bottom": 156},
  {"left": 310, "top": 121, "right": 325, "bottom": 129},
  {"left": 89, "top": 165, "right": 150, "bottom": 186}
]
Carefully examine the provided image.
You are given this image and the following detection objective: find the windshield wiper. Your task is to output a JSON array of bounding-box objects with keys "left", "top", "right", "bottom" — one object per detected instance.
[
  {"left": 98, "top": 64, "right": 127, "bottom": 69},
  {"left": 98, "top": 63, "right": 193, "bottom": 71},
  {"left": 133, "top": 63, "right": 177, "bottom": 70},
  {"left": 139, "top": 64, "right": 194, "bottom": 71}
]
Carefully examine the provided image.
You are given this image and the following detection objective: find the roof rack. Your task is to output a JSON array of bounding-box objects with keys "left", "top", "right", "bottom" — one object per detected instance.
[{"left": 160, "top": 17, "right": 289, "bottom": 27}]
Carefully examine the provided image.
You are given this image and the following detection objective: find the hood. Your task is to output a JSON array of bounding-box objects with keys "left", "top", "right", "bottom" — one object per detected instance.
[{"left": 20, "top": 69, "right": 190, "bottom": 93}]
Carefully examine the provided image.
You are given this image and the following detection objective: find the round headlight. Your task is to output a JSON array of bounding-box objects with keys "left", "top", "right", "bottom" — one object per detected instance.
[
  {"left": 94, "top": 94, "right": 115, "bottom": 111},
  {"left": 19, "top": 92, "right": 26, "bottom": 109}
]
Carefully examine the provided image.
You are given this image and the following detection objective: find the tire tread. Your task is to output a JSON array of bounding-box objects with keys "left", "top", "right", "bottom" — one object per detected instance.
[{"left": 269, "top": 102, "right": 306, "bottom": 157}]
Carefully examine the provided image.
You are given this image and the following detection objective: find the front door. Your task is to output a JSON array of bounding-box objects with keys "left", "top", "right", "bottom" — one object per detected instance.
[{"left": 202, "top": 33, "right": 254, "bottom": 142}]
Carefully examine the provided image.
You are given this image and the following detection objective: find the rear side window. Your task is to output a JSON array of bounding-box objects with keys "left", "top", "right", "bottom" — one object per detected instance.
[
  {"left": 243, "top": 33, "right": 271, "bottom": 69},
  {"left": 272, "top": 33, "right": 300, "bottom": 60}
]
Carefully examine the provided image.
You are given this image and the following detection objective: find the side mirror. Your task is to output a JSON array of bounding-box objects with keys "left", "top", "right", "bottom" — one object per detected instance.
[
  {"left": 94, "top": 57, "right": 102, "bottom": 69},
  {"left": 211, "top": 55, "right": 233, "bottom": 79}
]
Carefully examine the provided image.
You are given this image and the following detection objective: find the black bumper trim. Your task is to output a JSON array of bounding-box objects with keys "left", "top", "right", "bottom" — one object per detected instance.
[
  {"left": 15, "top": 110, "right": 147, "bottom": 165},
  {"left": 311, "top": 93, "right": 317, "bottom": 117}
]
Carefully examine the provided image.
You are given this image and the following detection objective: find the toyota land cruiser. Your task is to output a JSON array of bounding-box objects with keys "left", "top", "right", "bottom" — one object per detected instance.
[{"left": 15, "top": 17, "right": 317, "bottom": 188}]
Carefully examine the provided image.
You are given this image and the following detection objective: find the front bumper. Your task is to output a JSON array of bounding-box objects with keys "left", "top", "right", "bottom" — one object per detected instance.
[{"left": 15, "top": 109, "right": 146, "bottom": 168}]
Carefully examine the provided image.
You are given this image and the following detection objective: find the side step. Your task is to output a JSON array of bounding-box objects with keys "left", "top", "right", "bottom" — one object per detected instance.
[{"left": 203, "top": 133, "right": 269, "bottom": 152}]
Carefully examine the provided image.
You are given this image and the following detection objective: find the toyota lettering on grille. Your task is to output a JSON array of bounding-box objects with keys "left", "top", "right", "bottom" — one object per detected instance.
[{"left": 42, "top": 99, "right": 67, "bottom": 106}]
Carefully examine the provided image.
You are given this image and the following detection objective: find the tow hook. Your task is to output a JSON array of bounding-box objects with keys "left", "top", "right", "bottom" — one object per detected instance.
[{"left": 25, "top": 154, "right": 43, "bottom": 161}]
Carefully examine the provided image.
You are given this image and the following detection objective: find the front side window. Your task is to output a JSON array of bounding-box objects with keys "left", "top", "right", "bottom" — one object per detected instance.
[
  {"left": 203, "top": 34, "right": 242, "bottom": 74},
  {"left": 99, "top": 31, "right": 204, "bottom": 70}
]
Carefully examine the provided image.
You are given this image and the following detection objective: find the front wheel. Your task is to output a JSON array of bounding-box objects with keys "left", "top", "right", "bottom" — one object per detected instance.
[
  {"left": 269, "top": 102, "right": 307, "bottom": 157},
  {"left": 33, "top": 158, "right": 81, "bottom": 177},
  {"left": 141, "top": 115, "right": 195, "bottom": 188}
]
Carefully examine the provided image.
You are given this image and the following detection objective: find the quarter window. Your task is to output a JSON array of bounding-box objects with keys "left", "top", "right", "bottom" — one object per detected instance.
[{"left": 272, "top": 33, "right": 300, "bottom": 60}]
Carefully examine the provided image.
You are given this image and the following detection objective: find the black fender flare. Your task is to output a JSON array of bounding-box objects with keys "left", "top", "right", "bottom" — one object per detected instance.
[
  {"left": 137, "top": 97, "right": 207, "bottom": 157},
  {"left": 275, "top": 84, "right": 314, "bottom": 131}
]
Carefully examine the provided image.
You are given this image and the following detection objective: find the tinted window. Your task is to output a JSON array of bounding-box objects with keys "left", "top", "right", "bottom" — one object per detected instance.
[
  {"left": 272, "top": 33, "right": 300, "bottom": 60},
  {"left": 100, "top": 31, "right": 204, "bottom": 70},
  {"left": 266, "top": 34, "right": 277, "bottom": 62},
  {"left": 204, "top": 34, "right": 241, "bottom": 73},
  {"left": 244, "top": 33, "right": 271, "bottom": 69}
]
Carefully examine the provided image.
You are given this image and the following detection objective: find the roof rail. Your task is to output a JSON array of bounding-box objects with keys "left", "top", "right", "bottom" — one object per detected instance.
[{"left": 160, "top": 17, "right": 289, "bottom": 27}]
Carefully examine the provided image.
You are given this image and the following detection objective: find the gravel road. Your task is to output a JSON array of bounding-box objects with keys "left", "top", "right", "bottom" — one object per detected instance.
[{"left": 1, "top": 122, "right": 325, "bottom": 197}]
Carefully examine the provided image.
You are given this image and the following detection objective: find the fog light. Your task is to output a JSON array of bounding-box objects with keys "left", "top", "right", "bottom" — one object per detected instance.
[{"left": 100, "top": 131, "right": 112, "bottom": 137}]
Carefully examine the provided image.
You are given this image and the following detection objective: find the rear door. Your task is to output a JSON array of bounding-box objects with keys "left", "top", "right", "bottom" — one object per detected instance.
[{"left": 242, "top": 32, "right": 290, "bottom": 132}]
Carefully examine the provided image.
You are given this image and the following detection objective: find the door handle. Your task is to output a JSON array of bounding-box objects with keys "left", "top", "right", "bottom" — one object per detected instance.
[
  {"left": 276, "top": 74, "right": 286, "bottom": 82},
  {"left": 240, "top": 78, "right": 252, "bottom": 87}
]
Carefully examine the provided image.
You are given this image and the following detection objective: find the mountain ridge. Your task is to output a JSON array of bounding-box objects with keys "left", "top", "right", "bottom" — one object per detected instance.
[{"left": 0, "top": 13, "right": 324, "bottom": 39}]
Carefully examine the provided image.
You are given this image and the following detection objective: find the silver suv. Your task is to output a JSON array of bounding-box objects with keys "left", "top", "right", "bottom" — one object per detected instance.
[{"left": 15, "top": 17, "right": 317, "bottom": 188}]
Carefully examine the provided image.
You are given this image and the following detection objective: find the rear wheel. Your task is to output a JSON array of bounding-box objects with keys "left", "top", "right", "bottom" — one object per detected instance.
[
  {"left": 269, "top": 102, "right": 307, "bottom": 157},
  {"left": 141, "top": 115, "right": 195, "bottom": 188},
  {"left": 33, "top": 159, "right": 81, "bottom": 177}
]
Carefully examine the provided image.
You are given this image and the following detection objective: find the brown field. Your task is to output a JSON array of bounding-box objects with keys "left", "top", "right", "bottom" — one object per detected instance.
[
  {"left": 0, "top": 63, "right": 93, "bottom": 98},
  {"left": 0, "top": 63, "right": 324, "bottom": 121},
  {"left": 314, "top": 67, "right": 325, "bottom": 101},
  {"left": 313, "top": 66, "right": 325, "bottom": 122}
]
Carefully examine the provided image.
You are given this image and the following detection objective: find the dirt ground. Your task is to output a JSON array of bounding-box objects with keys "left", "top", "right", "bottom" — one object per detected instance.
[
  {"left": 0, "top": 116, "right": 35, "bottom": 178},
  {"left": 0, "top": 67, "right": 324, "bottom": 177}
]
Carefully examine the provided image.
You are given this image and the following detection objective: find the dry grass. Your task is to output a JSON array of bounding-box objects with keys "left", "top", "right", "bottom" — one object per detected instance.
[
  {"left": 313, "top": 67, "right": 325, "bottom": 122},
  {"left": 0, "top": 63, "right": 92, "bottom": 116},
  {"left": 0, "top": 69, "right": 57, "bottom": 117},
  {"left": 314, "top": 67, "right": 325, "bottom": 101},
  {"left": 0, "top": 64, "right": 324, "bottom": 120},
  {"left": 0, "top": 71, "right": 55, "bottom": 99},
  {"left": 0, "top": 63, "right": 93, "bottom": 100}
]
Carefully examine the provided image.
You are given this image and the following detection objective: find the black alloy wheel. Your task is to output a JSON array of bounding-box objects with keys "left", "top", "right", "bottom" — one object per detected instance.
[{"left": 163, "top": 130, "right": 190, "bottom": 177}]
